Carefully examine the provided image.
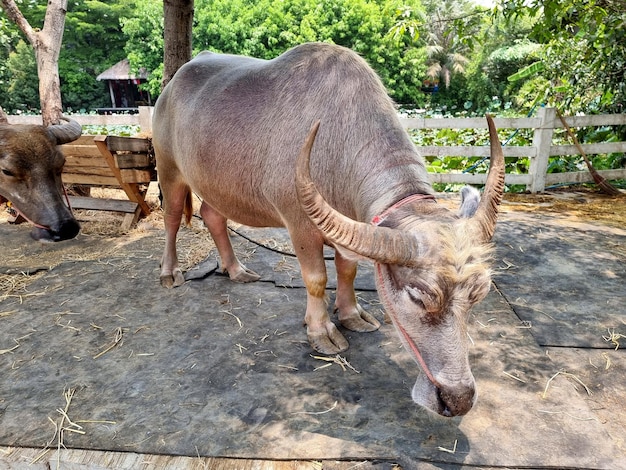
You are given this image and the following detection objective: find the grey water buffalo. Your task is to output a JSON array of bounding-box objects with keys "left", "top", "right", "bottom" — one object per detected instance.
[
  {"left": 153, "top": 42, "right": 505, "bottom": 417},
  {"left": 0, "top": 116, "right": 82, "bottom": 241}
]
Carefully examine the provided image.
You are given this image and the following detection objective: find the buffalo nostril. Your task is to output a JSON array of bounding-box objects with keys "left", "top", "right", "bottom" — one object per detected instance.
[{"left": 59, "top": 219, "right": 81, "bottom": 240}]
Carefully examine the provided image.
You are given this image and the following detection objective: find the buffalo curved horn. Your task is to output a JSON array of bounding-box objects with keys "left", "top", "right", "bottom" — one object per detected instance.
[
  {"left": 471, "top": 115, "right": 505, "bottom": 242},
  {"left": 47, "top": 116, "right": 83, "bottom": 144},
  {"left": 295, "top": 121, "right": 423, "bottom": 267}
]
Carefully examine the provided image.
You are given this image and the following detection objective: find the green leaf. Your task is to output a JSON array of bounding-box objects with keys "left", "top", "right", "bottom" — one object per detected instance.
[{"left": 507, "top": 61, "right": 545, "bottom": 82}]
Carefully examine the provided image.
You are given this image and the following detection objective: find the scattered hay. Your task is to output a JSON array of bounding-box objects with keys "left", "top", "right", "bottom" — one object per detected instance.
[
  {"left": 311, "top": 354, "right": 360, "bottom": 373},
  {"left": 292, "top": 400, "right": 338, "bottom": 415},
  {"left": 92, "top": 327, "right": 124, "bottom": 359},
  {"left": 438, "top": 439, "right": 458, "bottom": 454},
  {"left": 542, "top": 370, "right": 592, "bottom": 399},
  {"left": 602, "top": 328, "right": 624, "bottom": 350},
  {"left": 32, "top": 388, "right": 82, "bottom": 467},
  {"left": 0, "top": 272, "right": 47, "bottom": 302}
]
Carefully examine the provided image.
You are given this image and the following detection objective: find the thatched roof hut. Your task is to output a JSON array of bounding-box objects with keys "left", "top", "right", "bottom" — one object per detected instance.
[{"left": 96, "top": 59, "right": 151, "bottom": 112}]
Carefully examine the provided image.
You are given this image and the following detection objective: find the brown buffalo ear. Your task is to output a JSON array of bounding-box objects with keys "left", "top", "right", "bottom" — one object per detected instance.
[
  {"left": 295, "top": 120, "right": 424, "bottom": 267},
  {"left": 471, "top": 115, "right": 505, "bottom": 242},
  {"left": 47, "top": 117, "right": 82, "bottom": 145}
]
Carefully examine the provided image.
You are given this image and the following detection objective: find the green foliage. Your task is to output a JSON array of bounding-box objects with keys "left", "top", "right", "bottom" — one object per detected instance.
[
  {"left": 62, "top": 0, "right": 136, "bottom": 111},
  {"left": 499, "top": 0, "right": 626, "bottom": 117},
  {"left": 192, "top": 0, "right": 428, "bottom": 104},
  {"left": 0, "top": 0, "right": 135, "bottom": 112},
  {"left": 121, "top": 0, "right": 164, "bottom": 98},
  {"left": 81, "top": 123, "right": 141, "bottom": 136},
  {"left": 4, "top": 40, "right": 39, "bottom": 113}
]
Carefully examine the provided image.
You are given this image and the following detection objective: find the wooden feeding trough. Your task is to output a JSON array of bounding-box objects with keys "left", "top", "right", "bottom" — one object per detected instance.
[{"left": 60, "top": 135, "right": 157, "bottom": 230}]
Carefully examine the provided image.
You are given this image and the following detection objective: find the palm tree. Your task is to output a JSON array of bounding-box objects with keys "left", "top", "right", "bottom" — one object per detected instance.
[{"left": 423, "top": 0, "right": 473, "bottom": 89}]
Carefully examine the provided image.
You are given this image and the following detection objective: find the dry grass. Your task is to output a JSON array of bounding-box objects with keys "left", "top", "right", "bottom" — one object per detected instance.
[{"left": 502, "top": 188, "right": 626, "bottom": 230}]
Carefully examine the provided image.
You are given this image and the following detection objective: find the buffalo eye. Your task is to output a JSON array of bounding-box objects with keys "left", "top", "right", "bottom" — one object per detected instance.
[
  {"left": 406, "top": 286, "right": 428, "bottom": 310},
  {"left": 1, "top": 168, "right": 15, "bottom": 177}
]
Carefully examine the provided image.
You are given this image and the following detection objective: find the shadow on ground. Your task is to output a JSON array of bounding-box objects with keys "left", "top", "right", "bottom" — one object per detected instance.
[{"left": 0, "top": 197, "right": 624, "bottom": 469}]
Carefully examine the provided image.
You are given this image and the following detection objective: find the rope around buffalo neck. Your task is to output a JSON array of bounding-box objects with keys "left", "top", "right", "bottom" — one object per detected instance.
[
  {"left": 371, "top": 193, "right": 436, "bottom": 226},
  {"left": 371, "top": 193, "right": 441, "bottom": 388},
  {"left": 374, "top": 263, "right": 441, "bottom": 389}
]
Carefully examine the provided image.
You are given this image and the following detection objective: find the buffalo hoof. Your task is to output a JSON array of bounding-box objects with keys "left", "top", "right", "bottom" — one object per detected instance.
[
  {"left": 307, "top": 322, "right": 349, "bottom": 354},
  {"left": 225, "top": 263, "right": 260, "bottom": 283},
  {"left": 338, "top": 305, "right": 381, "bottom": 332},
  {"left": 160, "top": 268, "right": 185, "bottom": 288}
]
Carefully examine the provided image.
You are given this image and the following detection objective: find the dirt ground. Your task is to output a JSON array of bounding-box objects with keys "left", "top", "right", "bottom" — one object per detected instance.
[{"left": 1, "top": 184, "right": 625, "bottom": 469}]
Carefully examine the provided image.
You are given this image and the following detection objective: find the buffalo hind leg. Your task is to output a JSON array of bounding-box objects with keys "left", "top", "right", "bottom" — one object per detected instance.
[
  {"left": 334, "top": 250, "right": 380, "bottom": 332},
  {"left": 159, "top": 183, "right": 188, "bottom": 288},
  {"left": 199, "top": 201, "right": 260, "bottom": 283}
]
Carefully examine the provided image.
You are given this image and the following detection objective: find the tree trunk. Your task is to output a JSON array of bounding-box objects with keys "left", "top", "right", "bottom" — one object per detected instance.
[
  {"left": 0, "top": 0, "right": 68, "bottom": 126},
  {"left": 162, "top": 0, "right": 194, "bottom": 90}
]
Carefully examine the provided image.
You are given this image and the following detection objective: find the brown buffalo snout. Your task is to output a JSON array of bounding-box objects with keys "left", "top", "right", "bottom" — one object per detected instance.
[{"left": 30, "top": 218, "right": 81, "bottom": 242}]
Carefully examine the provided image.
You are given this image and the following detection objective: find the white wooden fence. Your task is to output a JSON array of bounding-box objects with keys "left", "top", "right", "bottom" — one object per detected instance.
[{"left": 8, "top": 106, "right": 626, "bottom": 193}]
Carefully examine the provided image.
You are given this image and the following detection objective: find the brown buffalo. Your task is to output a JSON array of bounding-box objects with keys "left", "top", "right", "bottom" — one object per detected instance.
[
  {"left": 0, "top": 115, "right": 82, "bottom": 242},
  {"left": 153, "top": 43, "right": 505, "bottom": 416}
]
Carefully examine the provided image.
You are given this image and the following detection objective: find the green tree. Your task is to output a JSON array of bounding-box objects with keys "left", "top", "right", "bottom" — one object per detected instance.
[
  {"left": 192, "top": 0, "right": 428, "bottom": 104},
  {"left": 461, "top": 11, "right": 538, "bottom": 113},
  {"left": 500, "top": 0, "right": 626, "bottom": 115},
  {"left": 0, "top": 0, "right": 135, "bottom": 113},
  {"left": 423, "top": 0, "right": 472, "bottom": 90},
  {"left": 4, "top": 40, "right": 38, "bottom": 112},
  {"left": 122, "top": 0, "right": 164, "bottom": 98},
  {"left": 62, "top": 0, "right": 135, "bottom": 111}
]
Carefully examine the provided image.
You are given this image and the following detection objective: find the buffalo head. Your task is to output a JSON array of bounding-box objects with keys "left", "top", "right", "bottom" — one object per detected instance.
[
  {"left": 0, "top": 117, "right": 82, "bottom": 242},
  {"left": 296, "top": 116, "right": 505, "bottom": 416}
]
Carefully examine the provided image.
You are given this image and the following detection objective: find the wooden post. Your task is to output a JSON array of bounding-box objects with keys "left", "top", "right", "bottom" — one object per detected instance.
[
  {"left": 138, "top": 106, "right": 153, "bottom": 134},
  {"left": 93, "top": 135, "right": 152, "bottom": 217},
  {"left": 527, "top": 107, "right": 556, "bottom": 193}
]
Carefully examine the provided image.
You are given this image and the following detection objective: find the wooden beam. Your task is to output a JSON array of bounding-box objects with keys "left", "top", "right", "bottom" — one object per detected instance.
[{"left": 93, "top": 135, "right": 152, "bottom": 216}]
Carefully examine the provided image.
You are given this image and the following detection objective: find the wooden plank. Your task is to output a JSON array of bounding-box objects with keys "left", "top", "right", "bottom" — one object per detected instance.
[
  {"left": 94, "top": 135, "right": 152, "bottom": 216},
  {"left": 555, "top": 114, "right": 626, "bottom": 127},
  {"left": 416, "top": 145, "right": 536, "bottom": 158},
  {"left": 106, "top": 135, "right": 152, "bottom": 153},
  {"left": 61, "top": 145, "right": 104, "bottom": 158},
  {"left": 64, "top": 155, "right": 112, "bottom": 169},
  {"left": 549, "top": 142, "right": 626, "bottom": 156},
  {"left": 62, "top": 174, "right": 120, "bottom": 186},
  {"left": 118, "top": 168, "right": 154, "bottom": 184},
  {"left": 62, "top": 135, "right": 98, "bottom": 145},
  {"left": 63, "top": 166, "right": 116, "bottom": 178},
  {"left": 115, "top": 153, "right": 151, "bottom": 168},
  {"left": 402, "top": 116, "right": 542, "bottom": 130},
  {"left": 68, "top": 196, "right": 139, "bottom": 213},
  {"left": 429, "top": 172, "right": 531, "bottom": 185},
  {"left": 544, "top": 168, "right": 626, "bottom": 185}
]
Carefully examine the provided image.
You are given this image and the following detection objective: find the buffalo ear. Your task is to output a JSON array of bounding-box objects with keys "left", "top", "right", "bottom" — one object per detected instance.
[{"left": 459, "top": 186, "right": 480, "bottom": 218}]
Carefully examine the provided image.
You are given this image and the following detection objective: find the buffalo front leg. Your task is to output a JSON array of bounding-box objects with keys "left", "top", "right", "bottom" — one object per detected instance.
[
  {"left": 159, "top": 183, "right": 188, "bottom": 288},
  {"left": 291, "top": 230, "right": 349, "bottom": 354},
  {"left": 334, "top": 251, "right": 380, "bottom": 332},
  {"left": 199, "top": 201, "right": 260, "bottom": 283}
]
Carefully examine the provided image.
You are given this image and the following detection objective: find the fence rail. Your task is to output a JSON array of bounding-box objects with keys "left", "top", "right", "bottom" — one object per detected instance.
[
  {"left": 7, "top": 106, "right": 626, "bottom": 193},
  {"left": 404, "top": 107, "right": 626, "bottom": 192}
]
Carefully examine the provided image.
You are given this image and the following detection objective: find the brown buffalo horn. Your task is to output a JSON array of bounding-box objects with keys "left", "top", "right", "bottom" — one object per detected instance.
[
  {"left": 295, "top": 120, "right": 423, "bottom": 267},
  {"left": 47, "top": 117, "right": 82, "bottom": 144},
  {"left": 471, "top": 115, "right": 505, "bottom": 242}
]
